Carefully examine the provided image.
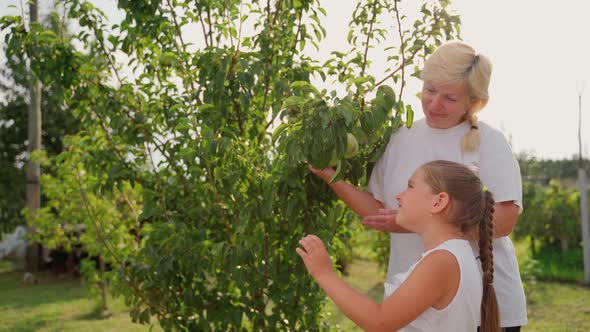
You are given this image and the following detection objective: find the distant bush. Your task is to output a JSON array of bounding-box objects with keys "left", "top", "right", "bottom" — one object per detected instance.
[{"left": 514, "top": 181, "right": 585, "bottom": 253}]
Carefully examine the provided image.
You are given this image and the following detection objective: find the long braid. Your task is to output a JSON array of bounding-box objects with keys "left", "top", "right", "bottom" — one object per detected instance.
[
  {"left": 479, "top": 190, "right": 500, "bottom": 332},
  {"left": 461, "top": 105, "right": 481, "bottom": 152},
  {"left": 460, "top": 52, "right": 490, "bottom": 153}
]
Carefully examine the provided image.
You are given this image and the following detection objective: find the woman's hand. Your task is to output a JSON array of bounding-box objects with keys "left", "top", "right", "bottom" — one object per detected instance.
[
  {"left": 307, "top": 164, "right": 336, "bottom": 183},
  {"left": 296, "top": 234, "right": 334, "bottom": 281},
  {"left": 362, "top": 208, "right": 400, "bottom": 232}
]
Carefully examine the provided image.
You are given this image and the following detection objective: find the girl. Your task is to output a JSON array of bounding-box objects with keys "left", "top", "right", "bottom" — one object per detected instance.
[{"left": 298, "top": 160, "right": 500, "bottom": 332}]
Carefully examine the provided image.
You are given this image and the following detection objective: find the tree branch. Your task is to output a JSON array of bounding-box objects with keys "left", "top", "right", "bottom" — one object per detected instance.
[
  {"left": 393, "top": 0, "right": 406, "bottom": 99},
  {"left": 375, "top": 17, "right": 437, "bottom": 87},
  {"left": 360, "top": 5, "right": 377, "bottom": 79},
  {"left": 74, "top": 168, "right": 166, "bottom": 318},
  {"left": 207, "top": 3, "right": 214, "bottom": 47},
  {"left": 164, "top": 0, "right": 202, "bottom": 106}
]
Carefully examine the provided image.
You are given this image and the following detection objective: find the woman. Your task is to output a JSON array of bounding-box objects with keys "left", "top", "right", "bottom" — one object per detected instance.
[{"left": 309, "top": 41, "right": 527, "bottom": 331}]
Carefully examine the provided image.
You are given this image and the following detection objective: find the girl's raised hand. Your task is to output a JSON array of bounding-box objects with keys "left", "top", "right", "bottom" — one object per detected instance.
[{"left": 296, "top": 234, "right": 333, "bottom": 280}]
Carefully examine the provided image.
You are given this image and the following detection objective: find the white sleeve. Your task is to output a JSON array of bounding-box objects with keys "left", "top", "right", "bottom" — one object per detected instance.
[
  {"left": 367, "top": 135, "right": 395, "bottom": 204},
  {"left": 478, "top": 128, "right": 523, "bottom": 211}
]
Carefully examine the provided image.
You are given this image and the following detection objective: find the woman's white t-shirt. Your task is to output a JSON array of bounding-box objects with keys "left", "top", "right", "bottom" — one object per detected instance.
[
  {"left": 385, "top": 239, "right": 482, "bottom": 332},
  {"left": 368, "top": 119, "right": 527, "bottom": 327}
]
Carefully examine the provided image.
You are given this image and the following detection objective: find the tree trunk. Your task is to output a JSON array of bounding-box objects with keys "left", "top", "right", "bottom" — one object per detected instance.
[
  {"left": 25, "top": 0, "right": 43, "bottom": 274},
  {"left": 559, "top": 234, "right": 569, "bottom": 252},
  {"left": 99, "top": 256, "right": 111, "bottom": 318}
]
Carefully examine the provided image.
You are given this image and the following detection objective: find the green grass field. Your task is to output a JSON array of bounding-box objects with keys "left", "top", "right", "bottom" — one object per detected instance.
[
  {"left": 0, "top": 261, "right": 160, "bottom": 332},
  {"left": 1, "top": 238, "right": 590, "bottom": 331}
]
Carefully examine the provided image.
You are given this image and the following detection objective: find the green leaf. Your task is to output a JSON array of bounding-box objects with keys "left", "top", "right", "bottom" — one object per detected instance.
[
  {"left": 291, "top": 81, "right": 320, "bottom": 96},
  {"left": 319, "top": 108, "right": 331, "bottom": 128},
  {"left": 329, "top": 159, "right": 347, "bottom": 184},
  {"left": 282, "top": 96, "right": 307, "bottom": 109},
  {"left": 405, "top": 104, "right": 414, "bottom": 128},
  {"left": 271, "top": 123, "right": 289, "bottom": 144},
  {"left": 139, "top": 308, "right": 151, "bottom": 324},
  {"left": 335, "top": 104, "right": 355, "bottom": 126}
]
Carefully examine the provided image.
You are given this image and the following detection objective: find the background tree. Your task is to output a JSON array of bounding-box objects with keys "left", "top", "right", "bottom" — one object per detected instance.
[
  {"left": 515, "top": 181, "right": 585, "bottom": 252},
  {"left": 2, "top": 0, "right": 459, "bottom": 330},
  {"left": 518, "top": 152, "right": 590, "bottom": 185},
  {"left": 26, "top": 143, "right": 141, "bottom": 318},
  {"left": 0, "top": 11, "right": 80, "bottom": 234}
]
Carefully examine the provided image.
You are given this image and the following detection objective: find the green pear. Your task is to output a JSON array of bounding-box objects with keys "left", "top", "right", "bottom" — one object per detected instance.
[{"left": 345, "top": 133, "right": 359, "bottom": 158}]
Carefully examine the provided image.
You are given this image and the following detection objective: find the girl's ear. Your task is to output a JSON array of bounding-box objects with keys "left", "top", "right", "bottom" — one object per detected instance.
[{"left": 431, "top": 192, "right": 450, "bottom": 214}]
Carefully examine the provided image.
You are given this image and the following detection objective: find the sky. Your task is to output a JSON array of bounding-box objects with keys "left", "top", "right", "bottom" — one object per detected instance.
[{"left": 1, "top": 0, "right": 589, "bottom": 160}]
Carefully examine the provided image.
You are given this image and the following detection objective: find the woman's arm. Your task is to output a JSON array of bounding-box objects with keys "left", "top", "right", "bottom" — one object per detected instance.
[
  {"left": 478, "top": 127, "right": 522, "bottom": 238},
  {"left": 493, "top": 201, "right": 519, "bottom": 238},
  {"left": 308, "top": 165, "right": 384, "bottom": 217},
  {"left": 309, "top": 165, "right": 411, "bottom": 233},
  {"left": 297, "top": 235, "right": 457, "bottom": 332}
]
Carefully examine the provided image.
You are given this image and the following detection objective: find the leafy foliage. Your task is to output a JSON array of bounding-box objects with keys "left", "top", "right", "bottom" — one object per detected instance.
[
  {"left": 1, "top": 0, "right": 459, "bottom": 330},
  {"left": 518, "top": 152, "right": 590, "bottom": 184},
  {"left": 0, "top": 13, "right": 80, "bottom": 232},
  {"left": 26, "top": 144, "right": 141, "bottom": 305},
  {"left": 515, "top": 181, "right": 586, "bottom": 252}
]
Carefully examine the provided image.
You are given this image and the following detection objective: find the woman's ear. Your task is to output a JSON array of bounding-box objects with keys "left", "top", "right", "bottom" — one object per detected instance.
[{"left": 431, "top": 192, "right": 450, "bottom": 214}]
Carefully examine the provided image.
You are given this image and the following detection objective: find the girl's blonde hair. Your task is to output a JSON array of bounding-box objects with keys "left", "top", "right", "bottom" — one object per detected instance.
[
  {"left": 421, "top": 41, "right": 493, "bottom": 152},
  {"left": 421, "top": 160, "right": 500, "bottom": 332}
]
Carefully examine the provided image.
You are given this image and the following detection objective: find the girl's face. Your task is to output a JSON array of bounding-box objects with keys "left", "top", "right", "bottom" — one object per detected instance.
[
  {"left": 396, "top": 168, "right": 438, "bottom": 231},
  {"left": 421, "top": 80, "right": 472, "bottom": 129}
]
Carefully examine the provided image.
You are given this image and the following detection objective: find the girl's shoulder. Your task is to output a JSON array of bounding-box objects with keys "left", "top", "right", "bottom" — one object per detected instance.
[
  {"left": 410, "top": 248, "right": 461, "bottom": 298},
  {"left": 422, "top": 239, "right": 472, "bottom": 262}
]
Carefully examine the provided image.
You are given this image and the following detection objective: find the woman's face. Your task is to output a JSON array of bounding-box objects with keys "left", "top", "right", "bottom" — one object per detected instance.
[{"left": 421, "top": 80, "right": 472, "bottom": 129}]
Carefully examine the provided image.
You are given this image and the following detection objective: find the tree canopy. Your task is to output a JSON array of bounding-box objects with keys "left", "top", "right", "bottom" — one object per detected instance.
[{"left": 1, "top": 0, "right": 460, "bottom": 330}]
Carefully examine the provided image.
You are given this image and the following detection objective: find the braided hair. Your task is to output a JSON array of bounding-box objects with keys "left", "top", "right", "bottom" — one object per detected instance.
[{"left": 479, "top": 190, "right": 500, "bottom": 332}]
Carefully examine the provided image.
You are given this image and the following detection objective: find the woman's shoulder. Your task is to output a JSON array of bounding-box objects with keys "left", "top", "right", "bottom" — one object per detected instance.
[
  {"left": 389, "top": 118, "right": 427, "bottom": 140},
  {"left": 477, "top": 121, "right": 520, "bottom": 172},
  {"left": 407, "top": 117, "right": 428, "bottom": 131},
  {"left": 478, "top": 121, "right": 510, "bottom": 143}
]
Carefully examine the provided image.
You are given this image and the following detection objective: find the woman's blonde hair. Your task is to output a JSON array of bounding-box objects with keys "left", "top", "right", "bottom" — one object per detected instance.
[{"left": 421, "top": 41, "right": 493, "bottom": 152}]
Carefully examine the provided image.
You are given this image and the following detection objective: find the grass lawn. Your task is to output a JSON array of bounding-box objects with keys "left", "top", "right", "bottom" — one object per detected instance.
[
  {"left": 0, "top": 261, "right": 160, "bottom": 332},
  {"left": 525, "top": 281, "right": 590, "bottom": 331},
  {"left": 1, "top": 238, "right": 590, "bottom": 332}
]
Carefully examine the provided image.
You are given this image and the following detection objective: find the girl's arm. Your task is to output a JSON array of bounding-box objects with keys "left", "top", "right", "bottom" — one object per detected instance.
[{"left": 296, "top": 235, "right": 458, "bottom": 332}]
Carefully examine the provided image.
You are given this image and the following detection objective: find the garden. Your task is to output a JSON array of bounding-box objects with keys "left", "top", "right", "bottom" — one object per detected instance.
[{"left": 1, "top": 0, "right": 589, "bottom": 331}]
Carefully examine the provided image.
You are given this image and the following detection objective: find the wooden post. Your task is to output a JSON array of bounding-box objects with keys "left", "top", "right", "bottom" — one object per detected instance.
[
  {"left": 579, "top": 169, "right": 590, "bottom": 284},
  {"left": 577, "top": 85, "right": 590, "bottom": 285},
  {"left": 25, "top": 0, "right": 43, "bottom": 273}
]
